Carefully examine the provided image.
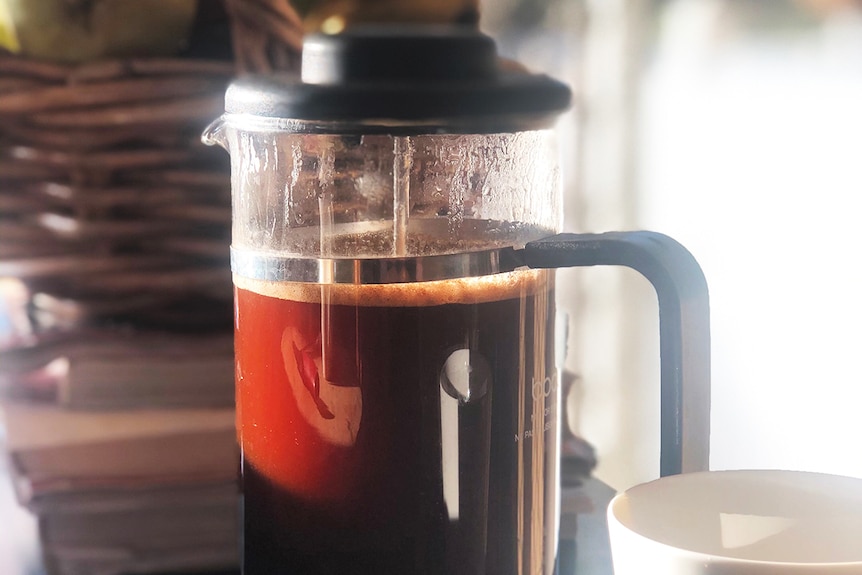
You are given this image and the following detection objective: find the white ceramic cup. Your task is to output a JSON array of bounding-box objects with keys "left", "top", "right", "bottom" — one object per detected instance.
[{"left": 607, "top": 470, "right": 862, "bottom": 574}]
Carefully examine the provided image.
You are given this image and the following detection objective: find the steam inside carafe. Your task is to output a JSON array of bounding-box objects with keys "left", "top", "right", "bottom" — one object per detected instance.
[{"left": 226, "top": 127, "right": 562, "bottom": 259}]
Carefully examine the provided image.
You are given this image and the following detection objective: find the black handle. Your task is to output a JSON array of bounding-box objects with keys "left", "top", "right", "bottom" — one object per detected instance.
[{"left": 523, "top": 231, "right": 710, "bottom": 477}]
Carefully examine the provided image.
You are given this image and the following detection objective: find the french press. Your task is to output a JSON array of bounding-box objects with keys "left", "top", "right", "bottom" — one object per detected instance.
[{"left": 204, "top": 26, "right": 710, "bottom": 575}]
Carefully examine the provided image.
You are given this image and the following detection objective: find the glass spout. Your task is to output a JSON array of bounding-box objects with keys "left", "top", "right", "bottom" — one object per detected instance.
[{"left": 201, "top": 116, "right": 228, "bottom": 150}]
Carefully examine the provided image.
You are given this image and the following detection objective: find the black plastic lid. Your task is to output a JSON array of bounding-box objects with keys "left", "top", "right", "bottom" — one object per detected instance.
[{"left": 224, "top": 26, "right": 571, "bottom": 132}]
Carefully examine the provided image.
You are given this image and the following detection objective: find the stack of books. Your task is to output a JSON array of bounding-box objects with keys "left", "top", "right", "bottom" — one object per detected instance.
[
  {"left": 1, "top": 398, "right": 238, "bottom": 575},
  {"left": 0, "top": 303, "right": 240, "bottom": 575},
  {"left": 1, "top": 329, "right": 235, "bottom": 409}
]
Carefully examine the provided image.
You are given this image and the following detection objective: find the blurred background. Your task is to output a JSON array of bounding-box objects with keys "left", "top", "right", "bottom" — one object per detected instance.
[{"left": 485, "top": 0, "right": 862, "bottom": 491}]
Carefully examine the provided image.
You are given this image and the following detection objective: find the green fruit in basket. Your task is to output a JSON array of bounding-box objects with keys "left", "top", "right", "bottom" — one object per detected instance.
[{"left": 0, "top": 0, "right": 199, "bottom": 63}]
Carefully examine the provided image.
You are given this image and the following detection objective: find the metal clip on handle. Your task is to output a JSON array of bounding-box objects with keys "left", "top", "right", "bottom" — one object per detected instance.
[{"left": 523, "top": 231, "right": 711, "bottom": 477}]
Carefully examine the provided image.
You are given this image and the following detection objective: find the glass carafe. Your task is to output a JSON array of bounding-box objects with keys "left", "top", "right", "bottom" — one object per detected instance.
[{"left": 204, "top": 26, "right": 710, "bottom": 575}]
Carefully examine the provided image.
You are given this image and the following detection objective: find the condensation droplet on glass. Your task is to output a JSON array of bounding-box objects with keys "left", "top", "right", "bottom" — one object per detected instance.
[{"left": 440, "top": 349, "right": 490, "bottom": 404}]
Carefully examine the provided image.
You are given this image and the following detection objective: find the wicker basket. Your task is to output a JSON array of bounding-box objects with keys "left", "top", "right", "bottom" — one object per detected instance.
[{"left": 0, "top": 0, "right": 303, "bottom": 334}]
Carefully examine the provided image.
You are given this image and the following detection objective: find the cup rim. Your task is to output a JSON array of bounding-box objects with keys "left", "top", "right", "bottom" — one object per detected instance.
[{"left": 606, "top": 469, "right": 862, "bottom": 568}]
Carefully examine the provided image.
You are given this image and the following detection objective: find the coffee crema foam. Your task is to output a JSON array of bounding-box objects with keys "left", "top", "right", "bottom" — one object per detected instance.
[{"left": 233, "top": 268, "right": 550, "bottom": 307}]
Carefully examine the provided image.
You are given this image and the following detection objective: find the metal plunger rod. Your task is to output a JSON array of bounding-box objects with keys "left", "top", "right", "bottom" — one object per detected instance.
[{"left": 393, "top": 135, "right": 413, "bottom": 257}]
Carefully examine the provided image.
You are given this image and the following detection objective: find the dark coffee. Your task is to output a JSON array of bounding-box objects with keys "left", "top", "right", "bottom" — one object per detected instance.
[{"left": 234, "top": 270, "right": 559, "bottom": 575}]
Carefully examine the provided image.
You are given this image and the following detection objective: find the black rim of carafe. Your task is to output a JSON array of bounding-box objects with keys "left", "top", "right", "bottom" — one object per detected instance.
[{"left": 223, "top": 25, "right": 572, "bottom": 134}]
